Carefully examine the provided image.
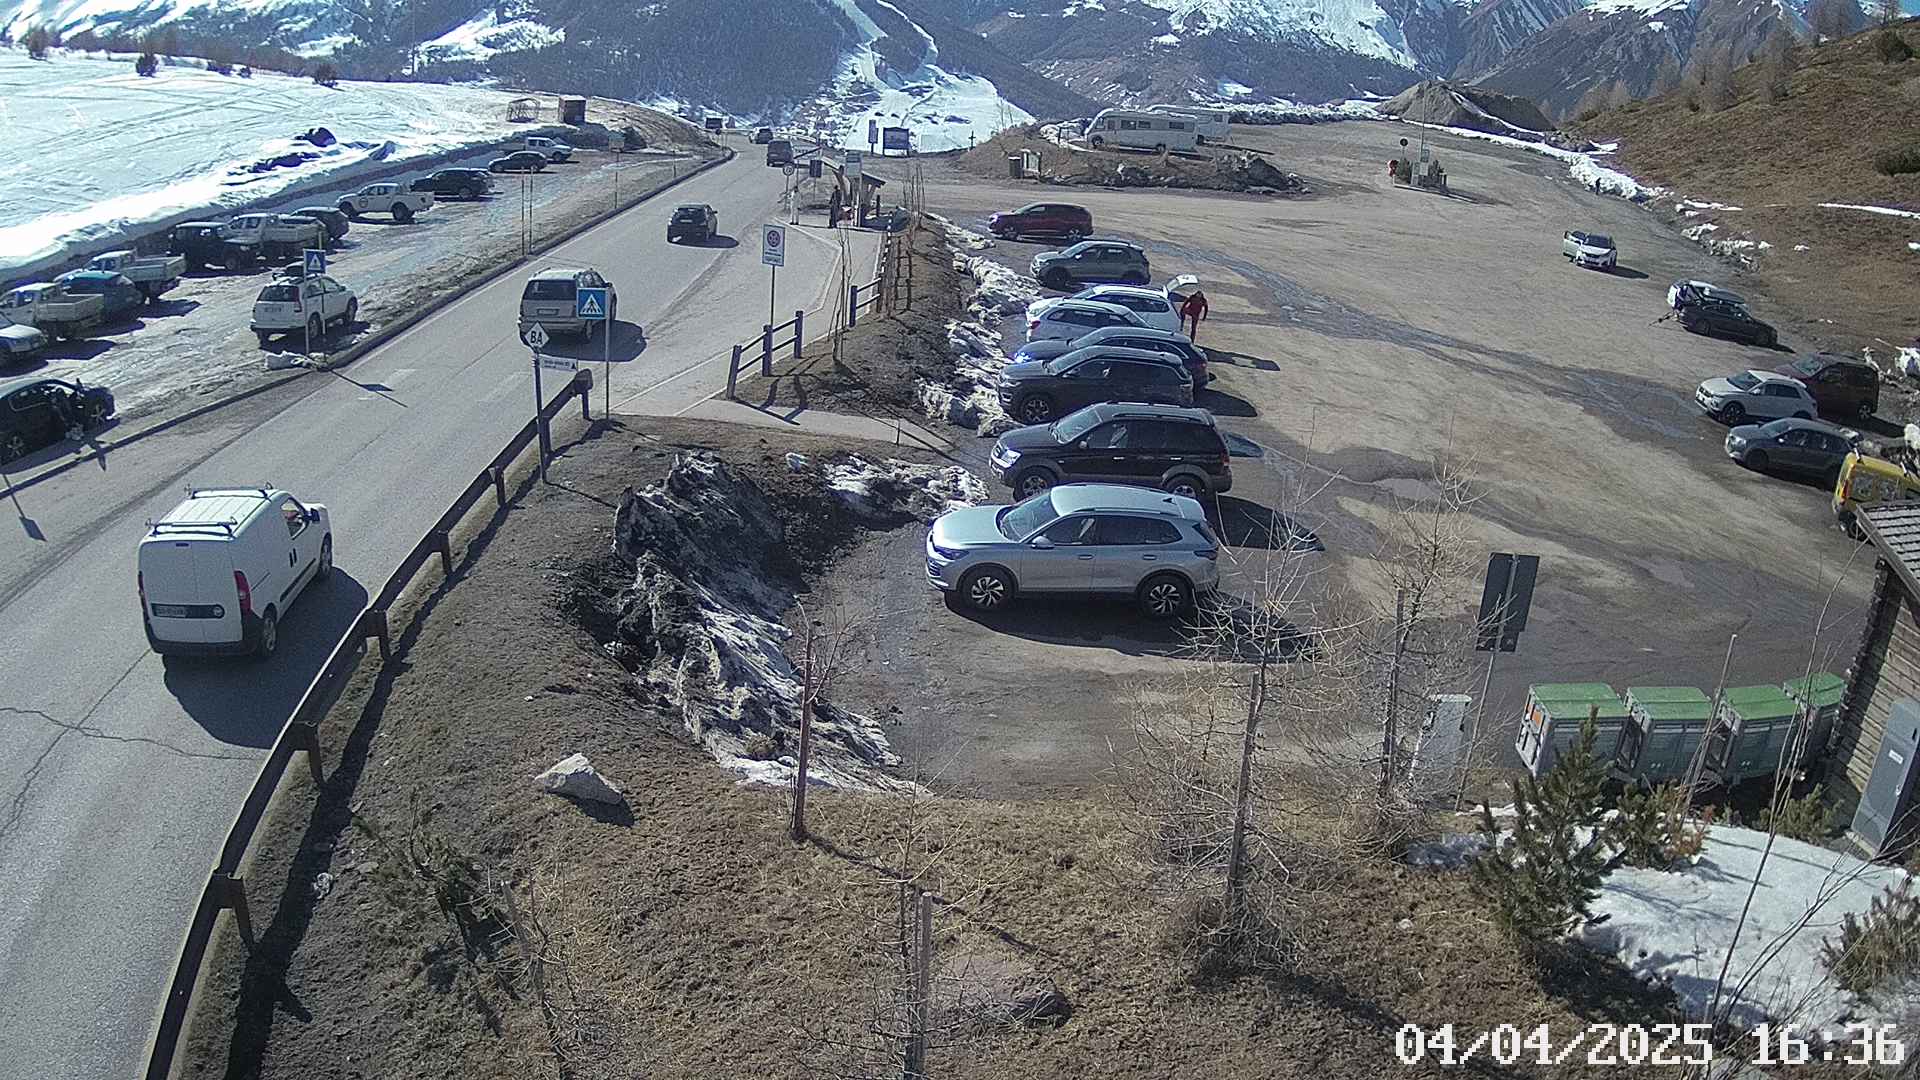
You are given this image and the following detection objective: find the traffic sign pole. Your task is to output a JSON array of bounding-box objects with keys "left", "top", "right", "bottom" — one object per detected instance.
[{"left": 524, "top": 322, "right": 552, "bottom": 482}]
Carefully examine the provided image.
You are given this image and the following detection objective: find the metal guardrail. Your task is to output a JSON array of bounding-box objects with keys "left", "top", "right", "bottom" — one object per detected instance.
[
  {"left": 143, "top": 368, "right": 596, "bottom": 1079},
  {"left": 725, "top": 228, "right": 913, "bottom": 398}
]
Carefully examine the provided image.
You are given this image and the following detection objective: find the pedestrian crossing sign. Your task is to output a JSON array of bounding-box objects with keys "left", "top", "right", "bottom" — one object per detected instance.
[{"left": 575, "top": 287, "right": 609, "bottom": 321}]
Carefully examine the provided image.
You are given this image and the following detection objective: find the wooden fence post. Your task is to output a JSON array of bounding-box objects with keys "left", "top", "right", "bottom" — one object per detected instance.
[
  {"left": 727, "top": 344, "right": 743, "bottom": 399},
  {"left": 216, "top": 873, "right": 254, "bottom": 946},
  {"left": 793, "top": 310, "right": 804, "bottom": 357},
  {"left": 761, "top": 324, "right": 773, "bottom": 377},
  {"left": 433, "top": 530, "right": 453, "bottom": 576},
  {"left": 491, "top": 466, "right": 507, "bottom": 507},
  {"left": 292, "top": 721, "right": 325, "bottom": 785}
]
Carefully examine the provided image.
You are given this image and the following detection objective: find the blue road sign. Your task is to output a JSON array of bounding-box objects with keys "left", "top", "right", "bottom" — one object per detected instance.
[
  {"left": 575, "top": 286, "right": 609, "bottom": 321},
  {"left": 303, "top": 248, "right": 326, "bottom": 276}
]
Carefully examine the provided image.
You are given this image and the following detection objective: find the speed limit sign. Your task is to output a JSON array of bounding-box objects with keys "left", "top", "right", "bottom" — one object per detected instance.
[{"left": 761, "top": 224, "right": 785, "bottom": 267}]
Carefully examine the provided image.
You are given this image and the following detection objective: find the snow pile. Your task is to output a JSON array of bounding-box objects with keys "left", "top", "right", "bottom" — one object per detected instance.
[
  {"left": 1899, "top": 348, "right": 1920, "bottom": 380},
  {"left": 607, "top": 454, "right": 912, "bottom": 792},
  {"left": 916, "top": 216, "right": 1042, "bottom": 435},
  {"left": 1038, "top": 120, "right": 1091, "bottom": 152},
  {"left": 1217, "top": 98, "right": 1381, "bottom": 125},
  {"left": 1677, "top": 199, "right": 1743, "bottom": 213},
  {"left": 1396, "top": 120, "right": 1661, "bottom": 201},
  {"left": 823, "top": 456, "right": 988, "bottom": 520},
  {"left": 0, "top": 51, "right": 539, "bottom": 282},
  {"left": 1820, "top": 203, "right": 1920, "bottom": 221},
  {"left": 1583, "top": 825, "right": 1911, "bottom": 1031}
]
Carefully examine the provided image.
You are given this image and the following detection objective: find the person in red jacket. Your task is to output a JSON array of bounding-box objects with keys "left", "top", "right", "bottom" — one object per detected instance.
[{"left": 1179, "top": 290, "right": 1209, "bottom": 342}]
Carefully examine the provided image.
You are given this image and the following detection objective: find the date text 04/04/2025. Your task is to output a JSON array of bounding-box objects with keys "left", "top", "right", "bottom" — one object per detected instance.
[{"left": 1395, "top": 1022, "right": 1907, "bottom": 1067}]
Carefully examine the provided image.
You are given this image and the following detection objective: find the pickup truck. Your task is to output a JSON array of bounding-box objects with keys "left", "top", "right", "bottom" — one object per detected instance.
[
  {"left": 524, "top": 136, "right": 573, "bottom": 163},
  {"left": 0, "top": 283, "right": 105, "bottom": 340},
  {"left": 170, "top": 220, "right": 260, "bottom": 271},
  {"left": 336, "top": 182, "right": 434, "bottom": 223},
  {"left": 55, "top": 271, "right": 147, "bottom": 324},
  {"left": 0, "top": 312, "right": 48, "bottom": 360},
  {"left": 251, "top": 273, "right": 359, "bottom": 346},
  {"left": 78, "top": 250, "right": 186, "bottom": 301},
  {"left": 1562, "top": 230, "right": 1617, "bottom": 270},
  {"left": 227, "top": 213, "right": 327, "bottom": 260}
]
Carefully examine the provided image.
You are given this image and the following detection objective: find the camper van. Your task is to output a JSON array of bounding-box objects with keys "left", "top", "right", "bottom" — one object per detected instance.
[
  {"left": 1144, "top": 104, "right": 1229, "bottom": 142},
  {"left": 1084, "top": 109, "right": 1199, "bottom": 154}
]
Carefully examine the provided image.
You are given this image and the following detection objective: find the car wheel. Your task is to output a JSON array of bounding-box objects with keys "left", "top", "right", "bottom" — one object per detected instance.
[
  {"left": 339, "top": 201, "right": 359, "bottom": 219},
  {"left": 1018, "top": 395, "right": 1055, "bottom": 424},
  {"left": 1014, "top": 468, "right": 1054, "bottom": 499},
  {"left": 1125, "top": 270, "right": 1149, "bottom": 286},
  {"left": 1746, "top": 449, "right": 1770, "bottom": 471},
  {"left": 1841, "top": 512, "right": 1865, "bottom": 540},
  {"left": 1138, "top": 572, "right": 1193, "bottom": 620},
  {"left": 463, "top": 185, "right": 479, "bottom": 200},
  {"left": 316, "top": 536, "right": 333, "bottom": 582},
  {"left": 225, "top": 249, "right": 247, "bottom": 271},
  {"left": 341, "top": 299, "right": 357, "bottom": 327},
  {"left": 1154, "top": 143, "right": 1168, "bottom": 155},
  {"left": 1718, "top": 402, "right": 1745, "bottom": 423},
  {"left": 1163, "top": 474, "right": 1206, "bottom": 499},
  {"left": 392, "top": 203, "right": 414, "bottom": 223},
  {"left": 959, "top": 567, "right": 1014, "bottom": 612},
  {"left": 256, "top": 331, "right": 272, "bottom": 347},
  {"left": 0, "top": 432, "right": 26, "bottom": 464},
  {"left": 308, "top": 314, "right": 323, "bottom": 342},
  {"left": 1090, "top": 135, "right": 1105, "bottom": 149},
  {"left": 1044, "top": 269, "right": 1073, "bottom": 290},
  {"left": 255, "top": 608, "right": 278, "bottom": 658},
  {"left": 1860, "top": 402, "right": 1877, "bottom": 420}
]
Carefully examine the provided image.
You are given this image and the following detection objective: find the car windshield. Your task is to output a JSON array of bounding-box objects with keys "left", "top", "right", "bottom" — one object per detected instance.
[
  {"left": 1049, "top": 407, "right": 1103, "bottom": 442},
  {"left": 1788, "top": 357, "right": 1825, "bottom": 376},
  {"left": 1727, "top": 372, "right": 1760, "bottom": 391},
  {"left": 673, "top": 208, "right": 704, "bottom": 221},
  {"left": 1586, "top": 235, "right": 1613, "bottom": 248},
  {"left": 997, "top": 492, "right": 1058, "bottom": 540},
  {"left": 1758, "top": 419, "right": 1796, "bottom": 436},
  {"left": 259, "top": 284, "right": 300, "bottom": 302},
  {"left": 523, "top": 279, "right": 575, "bottom": 300}
]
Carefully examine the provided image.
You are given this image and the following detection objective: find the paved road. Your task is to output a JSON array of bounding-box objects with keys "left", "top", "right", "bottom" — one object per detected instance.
[{"left": 0, "top": 151, "right": 877, "bottom": 1080}]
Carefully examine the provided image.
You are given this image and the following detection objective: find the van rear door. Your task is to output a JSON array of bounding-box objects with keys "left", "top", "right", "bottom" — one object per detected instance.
[{"left": 139, "top": 538, "right": 238, "bottom": 644}]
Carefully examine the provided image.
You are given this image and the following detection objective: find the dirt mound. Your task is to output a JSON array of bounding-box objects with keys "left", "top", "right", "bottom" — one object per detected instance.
[
  {"left": 1379, "top": 80, "right": 1558, "bottom": 139},
  {"left": 955, "top": 126, "right": 1310, "bottom": 196}
]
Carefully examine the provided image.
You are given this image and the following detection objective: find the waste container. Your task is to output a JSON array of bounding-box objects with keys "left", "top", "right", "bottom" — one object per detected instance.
[
  {"left": 1517, "top": 683, "right": 1628, "bottom": 777},
  {"left": 1707, "top": 685, "right": 1803, "bottom": 785},
  {"left": 1618, "top": 687, "right": 1714, "bottom": 783},
  {"left": 1781, "top": 672, "right": 1844, "bottom": 772},
  {"left": 1008, "top": 154, "right": 1024, "bottom": 179}
]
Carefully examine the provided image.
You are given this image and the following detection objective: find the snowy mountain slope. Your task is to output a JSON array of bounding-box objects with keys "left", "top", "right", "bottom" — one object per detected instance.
[
  {"left": 0, "top": 0, "right": 348, "bottom": 52},
  {"left": 0, "top": 50, "right": 538, "bottom": 280}
]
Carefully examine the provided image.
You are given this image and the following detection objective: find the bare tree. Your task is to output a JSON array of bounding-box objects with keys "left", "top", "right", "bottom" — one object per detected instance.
[
  {"left": 791, "top": 588, "right": 881, "bottom": 842},
  {"left": 1811, "top": 0, "right": 1858, "bottom": 41},
  {"left": 1877, "top": 0, "right": 1902, "bottom": 28},
  {"left": 1760, "top": 30, "right": 1799, "bottom": 101},
  {"left": 1605, "top": 79, "right": 1633, "bottom": 110},
  {"left": 1572, "top": 82, "right": 1612, "bottom": 121},
  {"left": 1652, "top": 52, "right": 1685, "bottom": 97},
  {"left": 1701, "top": 46, "right": 1740, "bottom": 111}
]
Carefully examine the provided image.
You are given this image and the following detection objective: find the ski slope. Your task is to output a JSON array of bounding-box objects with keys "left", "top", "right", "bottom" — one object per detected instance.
[{"left": 0, "top": 50, "right": 535, "bottom": 281}]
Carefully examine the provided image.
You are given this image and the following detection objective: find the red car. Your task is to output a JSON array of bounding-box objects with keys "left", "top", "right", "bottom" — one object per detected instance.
[{"left": 988, "top": 202, "right": 1092, "bottom": 241}]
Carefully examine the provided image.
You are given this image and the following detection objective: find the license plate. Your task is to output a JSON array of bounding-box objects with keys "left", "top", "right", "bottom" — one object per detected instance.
[{"left": 151, "top": 604, "right": 189, "bottom": 618}]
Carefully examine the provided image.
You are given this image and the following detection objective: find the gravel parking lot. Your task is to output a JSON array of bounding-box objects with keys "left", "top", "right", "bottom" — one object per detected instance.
[
  {"left": 835, "top": 121, "right": 1879, "bottom": 795},
  {"left": 9, "top": 144, "right": 710, "bottom": 421}
]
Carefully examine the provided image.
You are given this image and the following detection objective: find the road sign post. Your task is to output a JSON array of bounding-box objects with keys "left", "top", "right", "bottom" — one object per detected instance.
[
  {"left": 868, "top": 118, "right": 879, "bottom": 154},
  {"left": 575, "top": 286, "right": 610, "bottom": 416},
  {"left": 762, "top": 224, "right": 786, "bottom": 329},
  {"left": 524, "top": 322, "right": 552, "bottom": 481}
]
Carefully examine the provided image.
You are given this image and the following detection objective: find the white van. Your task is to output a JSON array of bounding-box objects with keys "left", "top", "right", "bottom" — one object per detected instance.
[
  {"left": 138, "top": 488, "right": 333, "bottom": 658},
  {"left": 1144, "top": 104, "right": 1229, "bottom": 142},
  {"left": 1085, "top": 109, "right": 1199, "bottom": 154}
]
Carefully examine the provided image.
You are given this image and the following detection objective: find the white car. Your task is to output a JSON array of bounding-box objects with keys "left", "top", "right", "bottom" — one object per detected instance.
[
  {"left": 1668, "top": 279, "right": 1747, "bottom": 310},
  {"left": 336, "top": 182, "right": 434, "bottom": 223},
  {"left": 138, "top": 487, "right": 332, "bottom": 657},
  {"left": 524, "top": 136, "right": 574, "bottom": 162},
  {"left": 251, "top": 273, "right": 358, "bottom": 346},
  {"left": 1561, "top": 230, "right": 1616, "bottom": 270},
  {"left": 1695, "top": 369, "right": 1818, "bottom": 424},
  {"left": 1026, "top": 276, "right": 1197, "bottom": 336},
  {"left": 1026, "top": 299, "right": 1145, "bottom": 342},
  {"left": 0, "top": 310, "right": 53, "bottom": 357}
]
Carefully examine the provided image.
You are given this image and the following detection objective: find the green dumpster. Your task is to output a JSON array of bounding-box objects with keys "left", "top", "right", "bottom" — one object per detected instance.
[
  {"left": 1517, "top": 683, "right": 1629, "bottom": 777},
  {"left": 1620, "top": 687, "right": 1714, "bottom": 783},
  {"left": 1709, "top": 685, "right": 1803, "bottom": 784},
  {"left": 1781, "top": 672, "right": 1844, "bottom": 770}
]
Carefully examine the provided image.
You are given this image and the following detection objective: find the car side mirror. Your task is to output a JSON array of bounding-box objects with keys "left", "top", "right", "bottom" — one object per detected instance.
[
  {"left": 1029, "top": 537, "right": 1055, "bottom": 550},
  {"left": 305, "top": 508, "right": 320, "bottom": 523}
]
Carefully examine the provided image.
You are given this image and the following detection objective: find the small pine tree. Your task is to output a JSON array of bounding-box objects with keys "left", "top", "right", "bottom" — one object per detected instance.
[
  {"left": 24, "top": 25, "right": 50, "bottom": 59},
  {"left": 310, "top": 61, "right": 338, "bottom": 87},
  {"left": 1652, "top": 52, "right": 1684, "bottom": 97},
  {"left": 1605, "top": 80, "right": 1633, "bottom": 110},
  {"left": 1875, "top": 28, "right": 1914, "bottom": 62},
  {"left": 134, "top": 50, "right": 157, "bottom": 76},
  {"left": 1608, "top": 783, "right": 1709, "bottom": 868},
  {"left": 1823, "top": 879, "right": 1920, "bottom": 996},
  {"left": 1878, "top": 0, "right": 1903, "bottom": 28},
  {"left": 1470, "top": 718, "right": 1613, "bottom": 964},
  {"left": 1760, "top": 784, "right": 1835, "bottom": 840}
]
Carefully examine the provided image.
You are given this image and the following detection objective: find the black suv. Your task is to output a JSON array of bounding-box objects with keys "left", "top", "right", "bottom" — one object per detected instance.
[
  {"left": 668, "top": 204, "right": 718, "bottom": 243},
  {"left": 287, "top": 206, "right": 350, "bottom": 243},
  {"left": 0, "top": 375, "right": 115, "bottom": 464},
  {"left": 989, "top": 402, "right": 1232, "bottom": 500},
  {"left": 411, "top": 168, "right": 493, "bottom": 200},
  {"left": 1680, "top": 298, "right": 1778, "bottom": 348},
  {"left": 996, "top": 346, "right": 1192, "bottom": 424},
  {"left": 169, "top": 221, "right": 256, "bottom": 271}
]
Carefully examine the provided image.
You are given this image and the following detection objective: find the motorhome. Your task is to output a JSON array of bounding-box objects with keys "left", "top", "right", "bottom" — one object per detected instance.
[
  {"left": 1084, "top": 109, "right": 1199, "bottom": 154},
  {"left": 1144, "top": 104, "right": 1229, "bottom": 142}
]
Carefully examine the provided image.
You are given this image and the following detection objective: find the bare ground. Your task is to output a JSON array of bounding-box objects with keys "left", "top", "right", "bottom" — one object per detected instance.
[{"left": 176, "top": 409, "right": 1686, "bottom": 1080}]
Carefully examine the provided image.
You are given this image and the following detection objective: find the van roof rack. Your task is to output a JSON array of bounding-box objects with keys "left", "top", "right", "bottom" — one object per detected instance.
[{"left": 148, "top": 520, "right": 236, "bottom": 535}]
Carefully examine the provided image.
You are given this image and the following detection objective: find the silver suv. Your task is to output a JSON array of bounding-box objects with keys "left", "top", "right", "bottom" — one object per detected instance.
[{"left": 925, "top": 483, "right": 1220, "bottom": 618}]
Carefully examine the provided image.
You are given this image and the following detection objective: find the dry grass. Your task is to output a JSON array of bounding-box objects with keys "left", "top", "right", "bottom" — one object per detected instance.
[
  {"left": 1572, "top": 23, "right": 1920, "bottom": 355},
  {"left": 177, "top": 409, "right": 1686, "bottom": 1080}
]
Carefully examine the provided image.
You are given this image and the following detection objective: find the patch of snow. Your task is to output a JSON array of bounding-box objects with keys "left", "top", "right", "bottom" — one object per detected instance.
[
  {"left": 1214, "top": 97, "right": 1382, "bottom": 124},
  {"left": 1586, "top": 0, "right": 1692, "bottom": 13},
  {"left": 1677, "top": 199, "right": 1743, "bottom": 212},
  {"left": 1820, "top": 202, "right": 1920, "bottom": 220},
  {"left": 1152, "top": 31, "right": 1182, "bottom": 44},
  {"left": 809, "top": 0, "right": 1031, "bottom": 153},
  {"left": 1683, "top": 222, "right": 1721, "bottom": 238},
  {"left": 823, "top": 456, "right": 989, "bottom": 519},
  {"left": 1794, "top": 243, "right": 1811, "bottom": 251},
  {"left": 1061, "top": 0, "right": 1107, "bottom": 11},
  {"left": 0, "top": 51, "right": 542, "bottom": 282},
  {"left": 1910, "top": 242, "right": 1920, "bottom": 252},
  {"left": 920, "top": 214, "right": 1042, "bottom": 435},
  {"left": 1583, "top": 825, "right": 1911, "bottom": 1030},
  {"left": 1136, "top": 0, "right": 1429, "bottom": 69},
  {"left": 418, "top": 10, "right": 563, "bottom": 63},
  {"left": 1218, "top": 80, "right": 1255, "bottom": 98},
  {"left": 1395, "top": 119, "right": 1663, "bottom": 200}
]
